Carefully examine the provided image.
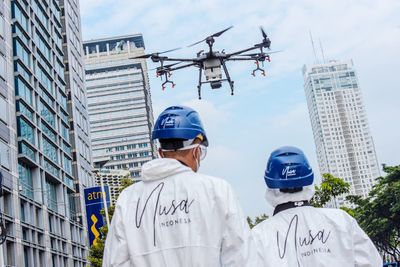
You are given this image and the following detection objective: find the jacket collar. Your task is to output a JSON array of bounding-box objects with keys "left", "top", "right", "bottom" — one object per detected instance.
[{"left": 141, "top": 158, "right": 192, "bottom": 182}]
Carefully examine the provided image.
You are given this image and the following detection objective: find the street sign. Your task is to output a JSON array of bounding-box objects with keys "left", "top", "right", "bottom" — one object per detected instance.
[{"left": 84, "top": 186, "right": 111, "bottom": 247}]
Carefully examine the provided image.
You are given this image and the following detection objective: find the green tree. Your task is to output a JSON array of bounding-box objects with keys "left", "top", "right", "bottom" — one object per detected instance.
[
  {"left": 310, "top": 173, "right": 350, "bottom": 208},
  {"left": 87, "top": 177, "right": 134, "bottom": 266},
  {"left": 348, "top": 165, "right": 400, "bottom": 261},
  {"left": 247, "top": 214, "right": 268, "bottom": 229}
]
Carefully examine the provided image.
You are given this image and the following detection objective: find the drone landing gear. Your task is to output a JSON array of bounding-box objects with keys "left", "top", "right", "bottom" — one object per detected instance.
[
  {"left": 161, "top": 72, "right": 175, "bottom": 90},
  {"left": 252, "top": 61, "right": 266, "bottom": 76},
  {"left": 221, "top": 61, "right": 234, "bottom": 96}
]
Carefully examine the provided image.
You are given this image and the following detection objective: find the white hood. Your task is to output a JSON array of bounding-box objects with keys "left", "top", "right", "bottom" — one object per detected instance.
[
  {"left": 141, "top": 158, "right": 192, "bottom": 181},
  {"left": 264, "top": 185, "right": 315, "bottom": 208}
]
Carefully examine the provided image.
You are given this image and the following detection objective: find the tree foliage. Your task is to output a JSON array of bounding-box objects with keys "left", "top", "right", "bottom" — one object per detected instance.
[
  {"left": 87, "top": 177, "right": 134, "bottom": 266},
  {"left": 310, "top": 173, "right": 350, "bottom": 208},
  {"left": 348, "top": 165, "right": 400, "bottom": 261},
  {"left": 247, "top": 214, "right": 268, "bottom": 229}
]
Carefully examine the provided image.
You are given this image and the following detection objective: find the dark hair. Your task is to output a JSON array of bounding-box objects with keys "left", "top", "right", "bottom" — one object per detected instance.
[{"left": 159, "top": 139, "right": 188, "bottom": 150}]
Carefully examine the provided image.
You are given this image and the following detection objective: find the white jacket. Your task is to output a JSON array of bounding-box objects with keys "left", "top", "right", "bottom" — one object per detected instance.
[
  {"left": 252, "top": 186, "right": 382, "bottom": 267},
  {"left": 103, "top": 158, "right": 256, "bottom": 267}
]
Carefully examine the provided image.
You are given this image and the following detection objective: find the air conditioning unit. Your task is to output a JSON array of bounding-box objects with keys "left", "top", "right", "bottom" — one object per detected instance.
[{"left": 18, "top": 185, "right": 23, "bottom": 192}]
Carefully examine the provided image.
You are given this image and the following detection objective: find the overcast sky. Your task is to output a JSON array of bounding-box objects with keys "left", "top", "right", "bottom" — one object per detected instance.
[{"left": 80, "top": 0, "right": 400, "bottom": 217}]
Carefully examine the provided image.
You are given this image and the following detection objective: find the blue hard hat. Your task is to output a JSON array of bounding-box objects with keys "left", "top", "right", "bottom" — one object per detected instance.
[
  {"left": 152, "top": 106, "right": 208, "bottom": 147},
  {"left": 264, "top": 146, "right": 314, "bottom": 189}
]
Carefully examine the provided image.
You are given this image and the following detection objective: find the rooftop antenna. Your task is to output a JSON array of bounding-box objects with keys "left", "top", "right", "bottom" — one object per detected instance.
[
  {"left": 309, "top": 30, "right": 319, "bottom": 64},
  {"left": 319, "top": 38, "right": 326, "bottom": 63}
]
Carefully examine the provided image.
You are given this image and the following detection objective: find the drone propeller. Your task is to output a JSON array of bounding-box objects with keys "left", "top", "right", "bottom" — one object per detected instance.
[
  {"left": 260, "top": 26, "right": 268, "bottom": 39},
  {"left": 236, "top": 50, "right": 283, "bottom": 57},
  {"left": 188, "top": 26, "right": 233, "bottom": 47},
  {"left": 131, "top": 47, "right": 181, "bottom": 59}
]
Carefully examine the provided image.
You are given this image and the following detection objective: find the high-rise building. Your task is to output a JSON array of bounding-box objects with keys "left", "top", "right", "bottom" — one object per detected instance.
[
  {"left": 83, "top": 35, "right": 156, "bottom": 177},
  {"left": 93, "top": 169, "right": 131, "bottom": 205},
  {"left": 0, "top": 0, "right": 91, "bottom": 265},
  {"left": 60, "top": 0, "right": 94, "bottom": 263},
  {"left": 303, "top": 59, "right": 380, "bottom": 207}
]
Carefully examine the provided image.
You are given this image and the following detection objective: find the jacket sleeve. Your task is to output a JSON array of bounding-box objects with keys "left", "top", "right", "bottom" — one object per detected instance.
[
  {"left": 220, "top": 184, "right": 258, "bottom": 267},
  {"left": 102, "top": 195, "right": 131, "bottom": 267},
  {"left": 350, "top": 216, "right": 382, "bottom": 267}
]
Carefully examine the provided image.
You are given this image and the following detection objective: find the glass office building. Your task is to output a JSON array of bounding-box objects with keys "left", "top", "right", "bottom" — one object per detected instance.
[
  {"left": 0, "top": 0, "right": 92, "bottom": 265},
  {"left": 83, "top": 35, "right": 156, "bottom": 177}
]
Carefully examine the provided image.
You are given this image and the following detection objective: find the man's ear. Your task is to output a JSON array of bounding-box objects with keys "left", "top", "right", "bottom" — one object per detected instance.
[{"left": 158, "top": 148, "right": 164, "bottom": 158}]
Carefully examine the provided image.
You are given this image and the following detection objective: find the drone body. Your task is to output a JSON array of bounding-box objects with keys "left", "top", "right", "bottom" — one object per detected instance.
[{"left": 132, "top": 26, "right": 280, "bottom": 99}]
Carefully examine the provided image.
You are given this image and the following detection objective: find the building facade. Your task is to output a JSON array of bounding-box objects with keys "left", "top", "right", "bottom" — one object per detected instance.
[
  {"left": 303, "top": 59, "right": 380, "bottom": 207},
  {"left": 60, "top": 0, "right": 93, "bottom": 263},
  {"left": 0, "top": 0, "right": 91, "bottom": 265},
  {"left": 83, "top": 35, "right": 156, "bottom": 177},
  {"left": 93, "top": 169, "right": 132, "bottom": 205}
]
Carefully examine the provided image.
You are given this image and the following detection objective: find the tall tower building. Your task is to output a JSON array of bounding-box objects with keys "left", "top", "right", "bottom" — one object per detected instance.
[
  {"left": 83, "top": 35, "right": 156, "bottom": 177},
  {"left": 0, "top": 0, "right": 91, "bottom": 265},
  {"left": 303, "top": 59, "right": 380, "bottom": 207},
  {"left": 60, "top": 0, "right": 93, "bottom": 264}
]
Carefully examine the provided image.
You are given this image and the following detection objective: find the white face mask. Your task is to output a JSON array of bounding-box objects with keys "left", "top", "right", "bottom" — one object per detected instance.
[{"left": 161, "top": 144, "right": 207, "bottom": 172}]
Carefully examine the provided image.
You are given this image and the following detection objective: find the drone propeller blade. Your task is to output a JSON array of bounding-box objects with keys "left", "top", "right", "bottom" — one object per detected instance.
[
  {"left": 187, "top": 26, "right": 233, "bottom": 47},
  {"left": 260, "top": 26, "right": 268, "bottom": 39},
  {"left": 159, "top": 47, "right": 181, "bottom": 54},
  {"left": 131, "top": 54, "right": 152, "bottom": 59},
  {"left": 236, "top": 50, "right": 283, "bottom": 57},
  {"left": 212, "top": 25, "right": 233, "bottom": 37}
]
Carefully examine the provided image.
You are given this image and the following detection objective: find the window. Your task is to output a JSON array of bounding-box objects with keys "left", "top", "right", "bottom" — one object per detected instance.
[
  {"left": 43, "top": 137, "right": 57, "bottom": 163},
  {"left": 0, "top": 55, "right": 5, "bottom": 81},
  {"left": 18, "top": 163, "right": 33, "bottom": 199},
  {"left": 16, "top": 101, "right": 33, "bottom": 121},
  {"left": 15, "top": 77, "right": 32, "bottom": 105},
  {"left": 0, "top": 97, "right": 7, "bottom": 123},
  {"left": 12, "top": 3, "right": 29, "bottom": 33},
  {"left": 17, "top": 117, "right": 35, "bottom": 144},
  {"left": 14, "top": 39, "right": 30, "bottom": 67},
  {"left": 0, "top": 140, "right": 11, "bottom": 169},
  {"left": 46, "top": 180, "right": 57, "bottom": 211},
  {"left": 39, "top": 101, "right": 55, "bottom": 127},
  {"left": 63, "top": 155, "right": 72, "bottom": 175}
]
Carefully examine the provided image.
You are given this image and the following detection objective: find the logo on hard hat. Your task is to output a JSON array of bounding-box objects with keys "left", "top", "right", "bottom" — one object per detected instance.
[
  {"left": 161, "top": 116, "right": 176, "bottom": 128},
  {"left": 282, "top": 166, "right": 296, "bottom": 177}
]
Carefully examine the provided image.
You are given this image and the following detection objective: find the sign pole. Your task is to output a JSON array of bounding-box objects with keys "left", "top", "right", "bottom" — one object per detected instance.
[{"left": 99, "top": 173, "right": 110, "bottom": 228}]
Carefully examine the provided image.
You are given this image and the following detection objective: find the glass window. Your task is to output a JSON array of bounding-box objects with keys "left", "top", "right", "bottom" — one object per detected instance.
[
  {"left": 15, "top": 77, "right": 32, "bottom": 105},
  {"left": 42, "top": 137, "right": 57, "bottom": 163},
  {"left": 35, "top": 66, "right": 53, "bottom": 94},
  {"left": 18, "top": 163, "right": 33, "bottom": 199},
  {"left": 19, "top": 142, "right": 35, "bottom": 162},
  {"left": 0, "top": 55, "right": 5, "bottom": 81},
  {"left": 17, "top": 117, "right": 35, "bottom": 144},
  {"left": 14, "top": 39, "right": 30, "bottom": 68},
  {"left": 44, "top": 159, "right": 59, "bottom": 178},
  {"left": 15, "top": 62, "right": 31, "bottom": 81},
  {"left": 39, "top": 101, "right": 55, "bottom": 127},
  {"left": 0, "top": 140, "right": 10, "bottom": 169},
  {"left": 41, "top": 123, "right": 56, "bottom": 142},
  {"left": 12, "top": 3, "right": 29, "bottom": 33},
  {"left": 0, "top": 96, "right": 7, "bottom": 123},
  {"left": 16, "top": 101, "right": 34, "bottom": 121},
  {"left": 63, "top": 155, "right": 72, "bottom": 175},
  {"left": 46, "top": 180, "right": 57, "bottom": 211}
]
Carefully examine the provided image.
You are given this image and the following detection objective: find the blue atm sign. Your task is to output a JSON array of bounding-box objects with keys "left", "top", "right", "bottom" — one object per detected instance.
[{"left": 84, "top": 186, "right": 111, "bottom": 247}]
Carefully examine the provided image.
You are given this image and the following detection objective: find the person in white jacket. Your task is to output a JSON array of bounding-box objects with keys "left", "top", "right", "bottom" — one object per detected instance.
[
  {"left": 252, "top": 146, "right": 382, "bottom": 267},
  {"left": 103, "top": 106, "right": 256, "bottom": 267}
]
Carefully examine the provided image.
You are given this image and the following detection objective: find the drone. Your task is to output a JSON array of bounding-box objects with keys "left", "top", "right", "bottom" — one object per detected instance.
[{"left": 131, "top": 26, "right": 280, "bottom": 99}]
